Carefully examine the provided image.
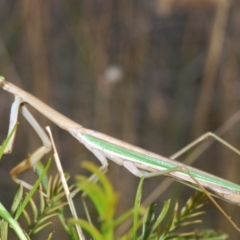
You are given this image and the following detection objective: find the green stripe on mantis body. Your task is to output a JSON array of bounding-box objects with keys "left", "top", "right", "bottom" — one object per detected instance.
[{"left": 82, "top": 134, "right": 240, "bottom": 194}]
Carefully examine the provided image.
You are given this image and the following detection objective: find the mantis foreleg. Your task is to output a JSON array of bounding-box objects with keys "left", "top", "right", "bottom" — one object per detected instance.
[{"left": 5, "top": 96, "right": 52, "bottom": 189}]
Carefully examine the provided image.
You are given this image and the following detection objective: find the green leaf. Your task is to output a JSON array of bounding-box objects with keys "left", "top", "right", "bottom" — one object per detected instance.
[
  {"left": 152, "top": 199, "right": 171, "bottom": 232},
  {"left": 0, "top": 124, "right": 17, "bottom": 160},
  {"left": 10, "top": 184, "right": 23, "bottom": 214},
  {"left": 133, "top": 177, "right": 144, "bottom": 240},
  {"left": 69, "top": 219, "right": 104, "bottom": 240},
  {"left": 0, "top": 220, "right": 8, "bottom": 240},
  {"left": 0, "top": 202, "right": 28, "bottom": 240},
  {"left": 14, "top": 159, "right": 51, "bottom": 220},
  {"left": 142, "top": 203, "right": 156, "bottom": 240}
]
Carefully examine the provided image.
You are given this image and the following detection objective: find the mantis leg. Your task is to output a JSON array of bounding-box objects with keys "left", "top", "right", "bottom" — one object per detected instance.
[
  {"left": 181, "top": 166, "right": 240, "bottom": 233},
  {"left": 120, "top": 132, "right": 240, "bottom": 179},
  {"left": 122, "top": 160, "right": 180, "bottom": 178},
  {"left": 119, "top": 133, "right": 240, "bottom": 233},
  {"left": 122, "top": 160, "right": 240, "bottom": 233},
  {"left": 91, "top": 148, "right": 109, "bottom": 175},
  {"left": 70, "top": 148, "right": 109, "bottom": 198},
  {"left": 5, "top": 97, "right": 52, "bottom": 189},
  {"left": 4, "top": 96, "right": 22, "bottom": 153},
  {"left": 143, "top": 131, "right": 240, "bottom": 206},
  {"left": 170, "top": 131, "right": 240, "bottom": 160}
]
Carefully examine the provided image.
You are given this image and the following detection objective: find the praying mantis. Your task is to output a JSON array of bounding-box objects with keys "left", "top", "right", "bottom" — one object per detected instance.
[{"left": 1, "top": 76, "right": 240, "bottom": 233}]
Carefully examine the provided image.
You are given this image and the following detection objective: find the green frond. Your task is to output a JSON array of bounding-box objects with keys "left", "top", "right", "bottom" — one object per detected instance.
[
  {"left": 10, "top": 184, "right": 23, "bottom": 214},
  {"left": 0, "top": 220, "right": 8, "bottom": 240},
  {"left": 0, "top": 125, "right": 17, "bottom": 161}
]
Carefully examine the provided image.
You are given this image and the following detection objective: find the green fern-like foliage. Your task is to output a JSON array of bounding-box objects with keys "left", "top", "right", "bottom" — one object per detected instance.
[
  {"left": 0, "top": 130, "right": 230, "bottom": 239},
  {"left": 71, "top": 162, "right": 229, "bottom": 240},
  {"left": 21, "top": 176, "right": 69, "bottom": 237},
  {"left": 70, "top": 162, "right": 146, "bottom": 240},
  {"left": 140, "top": 192, "right": 228, "bottom": 240}
]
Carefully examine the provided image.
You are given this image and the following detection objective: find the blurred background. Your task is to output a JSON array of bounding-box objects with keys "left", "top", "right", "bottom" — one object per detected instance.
[{"left": 1, "top": 0, "right": 240, "bottom": 239}]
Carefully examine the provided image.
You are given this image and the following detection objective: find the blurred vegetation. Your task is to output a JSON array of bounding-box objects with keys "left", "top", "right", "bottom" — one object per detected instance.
[{"left": 0, "top": 0, "right": 240, "bottom": 239}]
